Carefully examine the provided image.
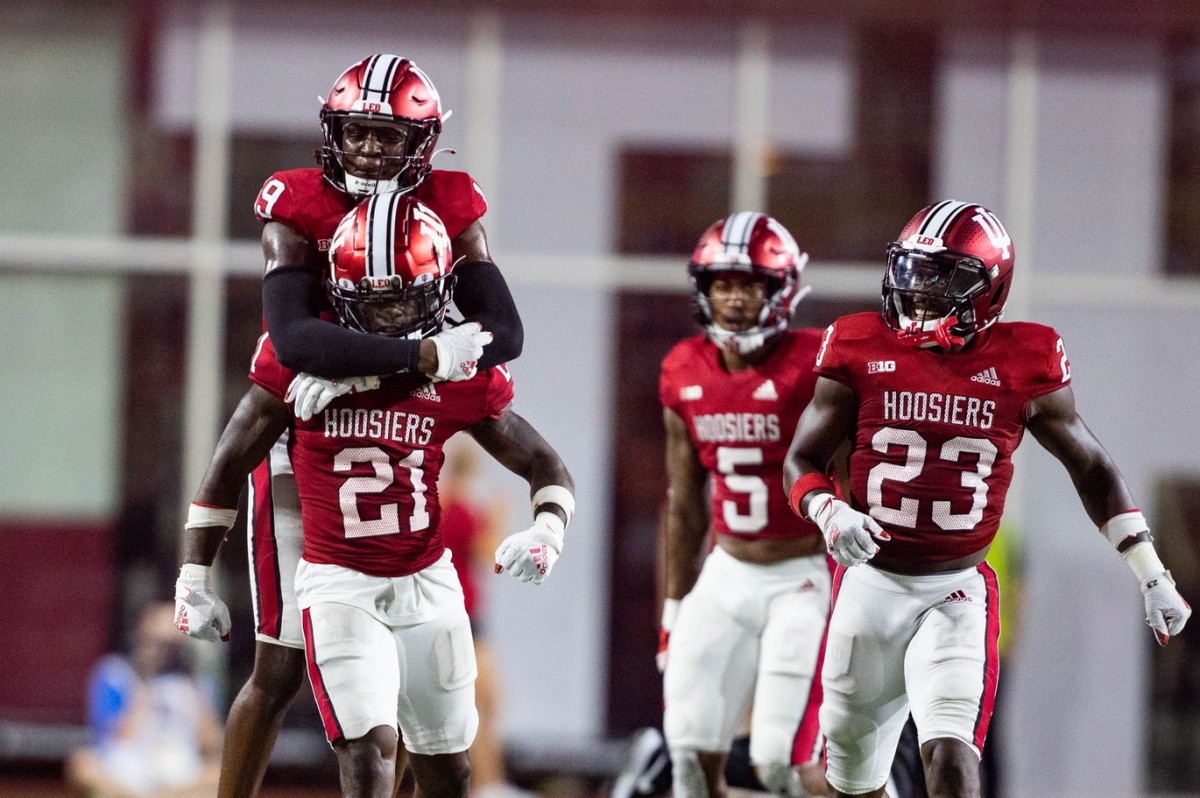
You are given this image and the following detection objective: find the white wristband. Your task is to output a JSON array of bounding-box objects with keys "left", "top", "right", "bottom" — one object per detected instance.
[
  {"left": 1100, "top": 509, "right": 1148, "bottom": 549},
  {"left": 1121, "top": 541, "right": 1167, "bottom": 588},
  {"left": 185, "top": 503, "right": 239, "bottom": 530},
  {"left": 532, "top": 485, "right": 574, "bottom": 528},
  {"left": 661, "top": 598, "right": 681, "bottom": 632}
]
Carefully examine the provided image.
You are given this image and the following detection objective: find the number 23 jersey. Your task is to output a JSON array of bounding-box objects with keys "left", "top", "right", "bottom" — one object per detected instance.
[
  {"left": 815, "top": 312, "right": 1071, "bottom": 564},
  {"left": 660, "top": 330, "right": 824, "bottom": 541}
]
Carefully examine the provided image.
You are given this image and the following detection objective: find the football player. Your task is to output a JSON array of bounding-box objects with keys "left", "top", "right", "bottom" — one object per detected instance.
[
  {"left": 657, "top": 213, "right": 829, "bottom": 798},
  {"left": 174, "top": 54, "right": 522, "bottom": 798},
  {"left": 783, "top": 200, "right": 1192, "bottom": 798},
  {"left": 179, "top": 194, "right": 573, "bottom": 798}
]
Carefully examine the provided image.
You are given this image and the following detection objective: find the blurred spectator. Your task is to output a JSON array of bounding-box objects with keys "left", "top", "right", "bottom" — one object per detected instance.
[
  {"left": 440, "top": 437, "right": 529, "bottom": 798},
  {"left": 65, "top": 602, "right": 222, "bottom": 798}
]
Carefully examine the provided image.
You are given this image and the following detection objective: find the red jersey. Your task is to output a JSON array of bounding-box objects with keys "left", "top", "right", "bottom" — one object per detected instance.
[
  {"left": 660, "top": 330, "right": 824, "bottom": 541},
  {"left": 250, "top": 336, "right": 514, "bottom": 578},
  {"left": 440, "top": 500, "right": 486, "bottom": 617},
  {"left": 814, "top": 312, "right": 1070, "bottom": 564},
  {"left": 254, "top": 166, "right": 488, "bottom": 267}
]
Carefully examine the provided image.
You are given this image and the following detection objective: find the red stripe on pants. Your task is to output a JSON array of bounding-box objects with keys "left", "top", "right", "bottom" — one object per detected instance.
[
  {"left": 251, "top": 458, "right": 283, "bottom": 638},
  {"left": 972, "top": 562, "right": 1001, "bottom": 751},
  {"left": 302, "top": 607, "right": 345, "bottom": 742}
]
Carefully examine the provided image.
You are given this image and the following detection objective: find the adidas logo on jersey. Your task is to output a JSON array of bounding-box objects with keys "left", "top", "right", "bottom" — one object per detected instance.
[
  {"left": 410, "top": 383, "right": 441, "bottom": 403},
  {"left": 970, "top": 367, "right": 1001, "bottom": 387},
  {"left": 680, "top": 385, "right": 703, "bottom": 401},
  {"left": 752, "top": 380, "right": 778, "bottom": 401},
  {"left": 942, "top": 590, "right": 971, "bottom": 604}
]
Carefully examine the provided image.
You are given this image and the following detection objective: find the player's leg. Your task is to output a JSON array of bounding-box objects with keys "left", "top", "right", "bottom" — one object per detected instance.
[
  {"left": 903, "top": 564, "right": 1000, "bottom": 798},
  {"left": 393, "top": 556, "right": 478, "bottom": 798},
  {"left": 218, "top": 642, "right": 306, "bottom": 798},
  {"left": 820, "top": 566, "right": 913, "bottom": 798},
  {"left": 664, "top": 549, "right": 761, "bottom": 798},
  {"left": 302, "top": 597, "right": 404, "bottom": 798},
  {"left": 749, "top": 557, "right": 831, "bottom": 797},
  {"left": 219, "top": 445, "right": 307, "bottom": 798}
]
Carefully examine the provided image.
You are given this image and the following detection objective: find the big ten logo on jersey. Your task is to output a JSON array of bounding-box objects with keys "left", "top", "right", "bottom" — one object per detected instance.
[
  {"left": 868, "top": 360, "right": 896, "bottom": 374},
  {"left": 412, "top": 202, "right": 450, "bottom": 269},
  {"left": 256, "top": 178, "right": 286, "bottom": 220}
]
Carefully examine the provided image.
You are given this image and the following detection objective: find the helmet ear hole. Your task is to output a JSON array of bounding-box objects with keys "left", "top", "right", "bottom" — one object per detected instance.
[{"left": 991, "top": 281, "right": 1008, "bottom": 308}]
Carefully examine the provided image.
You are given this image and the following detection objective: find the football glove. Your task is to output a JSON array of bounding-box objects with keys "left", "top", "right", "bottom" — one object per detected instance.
[
  {"left": 1142, "top": 570, "right": 1192, "bottom": 646},
  {"left": 174, "top": 564, "right": 231, "bottom": 643},
  {"left": 285, "top": 373, "right": 381, "bottom": 422},
  {"left": 809, "top": 496, "right": 891, "bottom": 567},
  {"left": 431, "top": 322, "right": 493, "bottom": 382},
  {"left": 494, "top": 514, "right": 564, "bottom": 585}
]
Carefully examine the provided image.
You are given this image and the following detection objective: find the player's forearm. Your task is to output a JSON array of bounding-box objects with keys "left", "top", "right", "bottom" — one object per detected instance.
[
  {"left": 663, "top": 509, "right": 707, "bottom": 598},
  {"left": 263, "top": 269, "right": 421, "bottom": 377},
  {"left": 453, "top": 260, "right": 524, "bottom": 369}
]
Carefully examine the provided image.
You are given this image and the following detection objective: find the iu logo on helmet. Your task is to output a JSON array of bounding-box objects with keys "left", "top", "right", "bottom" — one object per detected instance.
[{"left": 973, "top": 210, "right": 1011, "bottom": 259}]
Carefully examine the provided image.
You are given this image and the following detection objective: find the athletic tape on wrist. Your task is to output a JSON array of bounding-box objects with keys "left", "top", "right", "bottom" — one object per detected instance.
[
  {"left": 1100, "top": 509, "right": 1148, "bottom": 550},
  {"left": 788, "top": 473, "right": 835, "bottom": 517},
  {"left": 185, "top": 503, "right": 239, "bottom": 530},
  {"left": 661, "top": 598, "right": 680, "bottom": 632},
  {"left": 1122, "top": 541, "right": 1168, "bottom": 588},
  {"left": 532, "top": 485, "right": 574, "bottom": 527}
]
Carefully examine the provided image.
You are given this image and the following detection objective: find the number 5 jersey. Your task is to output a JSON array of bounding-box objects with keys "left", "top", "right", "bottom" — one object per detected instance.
[{"left": 659, "top": 329, "right": 825, "bottom": 542}]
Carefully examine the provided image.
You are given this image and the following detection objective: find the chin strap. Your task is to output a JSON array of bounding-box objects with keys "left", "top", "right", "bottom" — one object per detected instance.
[{"left": 897, "top": 315, "right": 965, "bottom": 349}]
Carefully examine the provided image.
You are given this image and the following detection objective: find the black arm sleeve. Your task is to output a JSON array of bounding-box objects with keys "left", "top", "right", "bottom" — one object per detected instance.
[
  {"left": 453, "top": 260, "right": 524, "bottom": 370},
  {"left": 262, "top": 268, "right": 421, "bottom": 378}
]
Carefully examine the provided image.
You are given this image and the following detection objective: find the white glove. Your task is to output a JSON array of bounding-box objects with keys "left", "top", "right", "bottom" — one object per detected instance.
[
  {"left": 809, "top": 495, "right": 891, "bottom": 567},
  {"left": 285, "top": 373, "right": 381, "bottom": 421},
  {"left": 174, "top": 564, "right": 231, "bottom": 642},
  {"left": 1142, "top": 570, "right": 1192, "bottom": 646},
  {"left": 431, "top": 322, "right": 493, "bottom": 382},
  {"left": 493, "top": 514, "right": 564, "bottom": 585}
]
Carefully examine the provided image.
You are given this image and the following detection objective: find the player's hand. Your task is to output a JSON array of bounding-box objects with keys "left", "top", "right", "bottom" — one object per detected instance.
[
  {"left": 810, "top": 496, "right": 891, "bottom": 567},
  {"left": 174, "top": 564, "right": 231, "bottom": 643},
  {"left": 285, "top": 373, "right": 381, "bottom": 421},
  {"left": 430, "top": 322, "right": 493, "bottom": 382},
  {"left": 656, "top": 628, "right": 670, "bottom": 673},
  {"left": 493, "top": 515, "right": 564, "bottom": 585},
  {"left": 1142, "top": 570, "right": 1191, "bottom": 646}
]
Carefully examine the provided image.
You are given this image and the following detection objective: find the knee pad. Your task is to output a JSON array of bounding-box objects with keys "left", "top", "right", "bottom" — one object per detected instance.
[{"left": 670, "top": 748, "right": 708, "bottom": 798}]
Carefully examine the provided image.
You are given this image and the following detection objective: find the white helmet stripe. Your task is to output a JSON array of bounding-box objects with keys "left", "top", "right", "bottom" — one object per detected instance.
[
  {"left": 366, "top": 194, "right": 397, "bottom": 279},
  {"left": 919, "top": 200, "right": 973, "bottom": 239},
  {"left": 721, "top": 212, "right": 763, "bottom": 255},
  {"left": 362, "top": 54, "right": 403, "bottom": 102}
]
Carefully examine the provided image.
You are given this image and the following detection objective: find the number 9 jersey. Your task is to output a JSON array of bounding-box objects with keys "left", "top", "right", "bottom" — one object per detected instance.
[
  {"left": 814, "top": 311, "right": 1071, "bottom": 565},
  {"left": 659, "top": 329, "right": 824, "bottom": 541}
]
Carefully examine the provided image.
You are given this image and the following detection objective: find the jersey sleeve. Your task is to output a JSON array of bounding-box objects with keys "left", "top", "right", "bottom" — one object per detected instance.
[
  {"left": 482, "top": 364, "right": 515, "bottom": 418},
  {"left": 1029, "top": 326, "right": 1072, "bottom": 398},
  {"left": 247, "top": 333, "right": 297, "bottom": 401},
  {"left": 812, "top": 321, "right": 852, "bottom": 384},
  {"left": 254, "top": 171, "right": 312, "bottom": 238},
  {"left": 417, "top": 171, "right": 488, "bottom": 239},
  {"left": 659, "top": 345, "right": 686, "bottom": 413}
]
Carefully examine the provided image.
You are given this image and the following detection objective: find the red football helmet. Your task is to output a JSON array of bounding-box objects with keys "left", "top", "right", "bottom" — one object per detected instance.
[
  {"left": 689, "top": 212, "right": 810, "bottom": 353},
  {"left": 883, "top": 200, "right": 1014, "bottom": 344},
  {"left": 328, "top": 194, "right": 454, "bottom": 339},
  {"left": 319, "top": 54, "right": 445, "bottom": 198}
]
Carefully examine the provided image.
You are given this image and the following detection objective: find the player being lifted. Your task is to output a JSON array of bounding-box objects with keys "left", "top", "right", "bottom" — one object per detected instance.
[
  {"left": 783, "top": 200, "right": 1191, "bottom": 798},
  {"left": 180, "top": 193, "right": 573, "bottom": 798},
  {"left": 658, "top": 214, "right": 829, "bottom": 798},
  {"left": 173, "top": 54, "right": 523, "bottom": 798}
]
